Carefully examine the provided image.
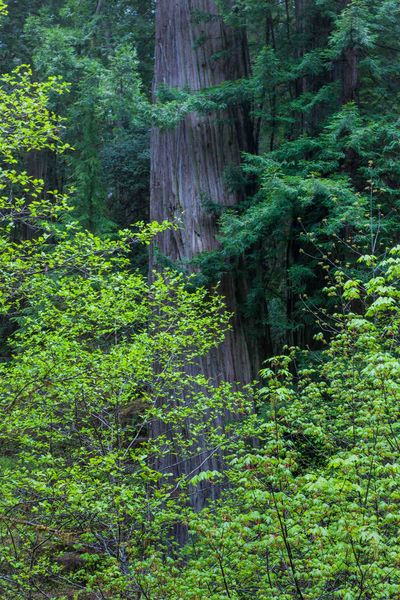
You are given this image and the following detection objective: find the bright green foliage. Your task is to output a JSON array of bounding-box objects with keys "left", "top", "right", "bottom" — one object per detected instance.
[
  {"left": 0, "top": 63, "right": 71, "bottom": 323},
  {"left": 2, "top": 3, "right": 400, "bottom": 599},
  {"left": 4, "top": 229, "right": 397, "bottom": 599},
  {"left": 4, "top": 171, "right": 400, "bottom": 597},
  {"left": 0, "top": 52, "right": 251, "bottom": 598},
  {"left": 0, "top": 65, "right": 69, "bottom": 163},
  {"left": 0, "top": 239, "right": 244, "bottom": 597},
  {"left": 131, "top": 250, "right": 400, "bottom": 599}
]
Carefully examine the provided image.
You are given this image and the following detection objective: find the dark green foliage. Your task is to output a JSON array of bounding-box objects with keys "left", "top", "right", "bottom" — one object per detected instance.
[
  {"left": 175, "top": 0, "right": 400, "bottom": 353},
  {"left": 0, "top": 0, "right": 154, "bottom": 232}
]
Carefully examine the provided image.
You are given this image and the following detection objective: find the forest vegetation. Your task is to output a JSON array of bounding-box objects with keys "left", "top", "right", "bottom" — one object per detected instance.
[{"left": 1, "top": 0, "right": 400, "bottom": 598}]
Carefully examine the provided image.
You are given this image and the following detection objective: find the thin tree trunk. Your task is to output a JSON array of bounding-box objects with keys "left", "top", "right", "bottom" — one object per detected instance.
[
  {"left": 150, "top": 0, "right": 254, "bottom": 516},
  {"left": 336, "top": 0, "right": 360, "bottom": 104},
  {"left": 342, "top": 46, "right": 359, "bottom": 103}
]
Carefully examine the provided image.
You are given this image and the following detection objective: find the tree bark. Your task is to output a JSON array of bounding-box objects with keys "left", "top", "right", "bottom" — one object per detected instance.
[
  {"left": 151, "top": 0, "right": 254, "bottom": 381},
  {"left": 150, "top": 0, "right": 254, "bottom": 515}
]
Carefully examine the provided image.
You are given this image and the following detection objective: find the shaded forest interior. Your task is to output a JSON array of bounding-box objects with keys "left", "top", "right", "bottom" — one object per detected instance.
[{"left": 1, "top": 0, "right": 400, "bottom": 598}]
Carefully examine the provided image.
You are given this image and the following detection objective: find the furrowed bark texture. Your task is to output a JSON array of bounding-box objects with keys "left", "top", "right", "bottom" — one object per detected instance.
[
  {"left": 150, "top": 0, "right": 254, "bottom": 514},
  {"left": 151, "top": 0, "right": 254, "bottom": 383}
]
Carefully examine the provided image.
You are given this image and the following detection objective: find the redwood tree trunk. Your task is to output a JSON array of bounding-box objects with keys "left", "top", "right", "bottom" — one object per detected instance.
[
  {"left": 151, "top": 1, "right": 253, "bottom": 382},
  {"left": 150, "top": 0, "right": 254, "bottom": 513}
]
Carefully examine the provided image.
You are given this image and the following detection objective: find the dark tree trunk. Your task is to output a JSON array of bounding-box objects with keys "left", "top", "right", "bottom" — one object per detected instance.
[
  {"left": 342, "top": 46, "right": 359, "bottom": 103},
  {"left": 336, "top": 0, "right": 360, "bottom": 105},
  {"left": 150, "top": 0, "right": 254, "bottom": 516},
  {"left": 151, "top": 0, "right": 254, "bottom": 382}
]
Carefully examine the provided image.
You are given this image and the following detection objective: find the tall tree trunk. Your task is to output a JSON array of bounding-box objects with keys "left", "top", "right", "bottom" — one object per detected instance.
[
  {"left": 150, "top": 0, "right": 254, "bottom": 516},
  {"left": 151, "top": 0, "right": 254, "bottom": 381}
]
